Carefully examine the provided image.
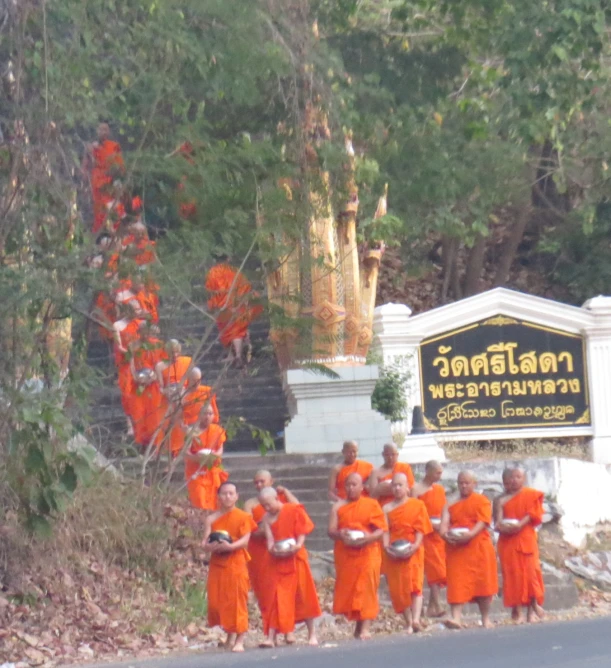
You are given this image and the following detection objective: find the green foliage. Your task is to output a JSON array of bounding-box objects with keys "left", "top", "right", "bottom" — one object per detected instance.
[{"left": 371, "top": 358, "right": 411, "bottom": 423}]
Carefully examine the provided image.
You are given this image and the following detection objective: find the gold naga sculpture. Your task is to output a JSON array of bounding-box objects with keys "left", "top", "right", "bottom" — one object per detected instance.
[{"left": 263, "top": 101, "right": 388, "bottom": 370}]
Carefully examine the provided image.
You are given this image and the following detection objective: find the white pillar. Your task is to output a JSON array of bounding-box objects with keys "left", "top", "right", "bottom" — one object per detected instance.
[
  {"left": 283, "top": 365, "right": 392, "bottom": 464},
  {"left": 373, "top": 303, "right": 446, "bottom": 463},
  {"left": 583, "top": 296, "right": 611, "bottom": 464}
]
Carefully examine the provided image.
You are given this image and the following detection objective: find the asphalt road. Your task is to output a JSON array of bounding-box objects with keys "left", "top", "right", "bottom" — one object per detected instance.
[{"left": 92, "top": 616, "right": 611, "bottom": 668}]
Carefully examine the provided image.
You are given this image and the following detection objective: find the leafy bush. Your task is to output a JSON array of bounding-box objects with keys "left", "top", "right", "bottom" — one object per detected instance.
[{"left": 371, "top": 359, "right": 410, "bottom": 423}]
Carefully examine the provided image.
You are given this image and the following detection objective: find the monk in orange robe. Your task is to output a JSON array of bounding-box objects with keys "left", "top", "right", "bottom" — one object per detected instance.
[
  {"left": 82, "top": 123, "right": 125, "bottom": 234},
  {"left": 382, "top": 473, "right": 432, "bottom": 633},
  {"left": 205, "top": 262, "right": 263, "bottom": 367},
  {"left": 328, "top": 441, "right": 374, "bottom": 501},
  {"left": 370, "top": 443, "right": 415, "bottom": 507},
  {"left": 129, "top": 333, "right": 167, "bottom": 448},
  {"left": 329, "top": 473, "right": 387, "bottom": 639},
  {"left": 243, "top": 471, "right": 298, "bottom": 626},
  {"left": 184, "top": 406, "right": 228, "bottom": 511},
  {"left": 496, "top": 467, "right": 545, "bottom": 623},
  {"left": 203, "top": 482, "right": 257, "bottom": 652},
  {"left": 154, "top": 340, "right": 192, "bottom": 456},
  {"left": 124, "top": 221, "right": 157, "bottom": 267},
  {"left": 441, "top": 471, "right": 498, "bottom": 630},
  {"left": 412, "top": 460, "right": 447, "bottom": 618},
  {"left": 258, "top": 488, "right": 321, "bottom": 647},
  {"left": 112, "top": 307, "right": 147, "bottom": 433},
  {"left": 172, "top": 367, "right": 219, "bottom": 455}
]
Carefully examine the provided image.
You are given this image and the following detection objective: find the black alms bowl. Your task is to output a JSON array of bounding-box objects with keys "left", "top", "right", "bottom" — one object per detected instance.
[{"left": 208, "top": 530, "right": 232, "bottom": 544}]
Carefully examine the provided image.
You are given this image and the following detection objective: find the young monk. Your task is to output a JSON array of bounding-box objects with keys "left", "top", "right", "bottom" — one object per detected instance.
[
  {"left": 441, "top": 471, "right": 498, "bottom": 630},
  {"left": 244, "top": 470, "right": 298, "bottom": 627},
  {"left": 82, "top": 122, "right": 125, "bottom": 234},
  {"left": 329, "top": 472, "right": 387, "bottom": 640},
  {"left": 205, "top": 261, "right": 263, "bottom": 367},
  {"left": 184, "top": 406, "right": 228, "bottom": 512},
  {"left": 202, "top": 482, "right": 257, "bottom": 652},
  {"left": 369, "top": 443, "right": 415, "bottom": 507},
  {"left": 496, "top": 468, "right": 545, "bottom": 624},
  {"left": 259, "top": 488, "right": 321, "bottom": 647},
  {"left": 154, "top": 340, "right": 192, "bottom": 456},
  {"left": 328, "top": 441, "right": 374, "bottom": 501},
  {"left": 129, "top": 330, "right": 167, "bottom": 449},
  {"left": 382, "top": 473, "right": 432, "bottom": 633},
  {"left": 173, "top": 367, "right": 219, "bottom": 454},
  {"left": 412, "top": 460, "right": 447, "bottom": 618}
]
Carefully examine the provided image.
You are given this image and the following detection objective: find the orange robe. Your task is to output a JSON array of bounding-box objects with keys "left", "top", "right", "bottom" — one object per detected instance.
[
  {"left": 497, "top": 487, "right": 545, "bottom": 608},
  {"left": 446, "top": 493, "right": 498, "bottom": 604},
  {"left": 335, "top": 460, "right": 374, "bottom": 500},
  {"left": 264, "top": 504, "right": 321, "bottom": 635},
  {"left": 158, "top": 356, "right": 192, "bottom": 456},
  {"left": 375, "top": 463, "right": 416, "bottom": 507},
  {"left": 113, "top": 318, "right": 143, "bottom": 418},
  {"left": 333, "top": 497, "right": 387, "bottom": 621},
  {"left": 248, "top": 491, "right": 289, "bottom": 615},
  {"left": 132, "top": 238, "right": 157, "bottom": 266},
  {"left": 205, "top": 264, "right": 263, "bottom": 348},
  {"left": 171, "top": 385, "right": 220, "bottom": 455},
  {"left": 92, "top": 291, "right": 115, "bottom": 341},
  {"left": 184, "top": 424, "right": 228, "bottom": 510},
  {"left": 383, "top": 499, "right": 432, "bottom": 613},
  {"left": 207, "top": 509, "right": 257, "bottom": 634},
  {"left": 131, "top": 338, "right": 167, "bottom": 447},
  {"left": 133, "top": 287, "right": 159, "bottom": 324},
  {"left": 91, "top": 140, "right": 124, "bottom": 233},
  {"left": 417, "top": 483, "right": 447, "bottom": 586}
]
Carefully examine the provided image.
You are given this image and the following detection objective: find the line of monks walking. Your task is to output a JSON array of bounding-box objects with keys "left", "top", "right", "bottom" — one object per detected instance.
[{"left": 202, "top": 441, "right": 546, "bottom": 652}]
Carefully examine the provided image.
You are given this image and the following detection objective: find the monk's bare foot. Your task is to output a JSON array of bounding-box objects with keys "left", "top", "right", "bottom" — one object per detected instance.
[
  {"left": 224, "top": 634, "right": 236, "bottom": 650},
  {"left": 232, "top": 642, "right": 245, "bottom": 653},
  {"left": 404, "top": 625, "right": 414, "bottom": 635},
  {"left": 358, "top": 632, "right": 372, "bottom": 640},
  {"left": 427, "top": 607, "right": 447, "bottom": 619},
  {"left": 412, "top": 621, "right": 422, "bottom": 633},
  {"left": 258, "top": 639, "right": 275, "bottom": 648},
  {"left": 513, "top": 614, "right": 525, "bottom": 625},
  {"left": 444, "top": 619, "right": 462, "bottom": 630},
  {"left": 533, "top": 603, "right": 545, "bottom": 620},
  {"left": 481, "top": 620, "right": 494, "bottom": 629},
  {"left": 307, "top": 636, "right": 319, "bottom": 646},
  {"left": 284, "top": 633, "right": 296, "bottom": 645},
  {"left": 527, "top": 607, "right": 543, "bottom": 624},
  {"left": 511, "top": 607, "right": 520, "bottom": 621}
]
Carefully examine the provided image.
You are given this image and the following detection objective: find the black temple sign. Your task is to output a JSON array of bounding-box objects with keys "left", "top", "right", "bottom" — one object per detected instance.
[{"left": 419, "top": 315, "right": 590, "bottom": 431}]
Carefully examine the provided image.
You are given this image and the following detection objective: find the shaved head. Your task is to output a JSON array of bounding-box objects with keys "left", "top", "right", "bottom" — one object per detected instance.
[
  {"left": 345, "top": 472, "right": 364, "bottom": 500},
  {"left": 425, "top": 460, "right": 443, "bottom": 474},
  {"left": 253, "top": 469, "right": 273, "bottom": 492},
  {"left": 382, "top": 442, "right": 399, "bottom": 468},
  {"left": 167, "top": 338, "right": 182, "bottom": 355},
  {"left": 188, "top": 366, "right": 202, "bottom": 383},
  {"left": 383, "top": 443, "right": 398, "bottom": 453},
  {"left": 457, "top": 470, "right": 476, "bottom": 498},
  {"left": 342, "top": 440, "right": 359, "bottom": 465},
  {"left": 391, "top": 472, "right": 409, "bottom": 500},
  {"left": 259, "top": 486, "right": 278, "bottom": 501}
]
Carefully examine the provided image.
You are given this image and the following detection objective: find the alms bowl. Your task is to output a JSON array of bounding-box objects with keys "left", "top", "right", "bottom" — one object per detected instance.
[
  {"left": 501, "top": 518, "right": 520, "bottom": 527},
  {"left": 345, "top": 530, "right": 366, "bottom": 542},
  {"left": 136, "top": 368, "right": 156, "bottom": 384},
  {"left": 391, "top": 539, "right": 412, "bottom": 554},
  {"left": 430, "top": 517, "right": 441, "bottom": 527},
  {"left": 449, "top": 527, "right": 469, "bottom": 537},
  {"left": 208, "top": 530, "right": 232, "bottom": 544},
  {"left": 274, "top": 538, "right": 297, "bottom": 552},
  {"left": 196, "top": 448, "right": 213, "bottom": 456}
]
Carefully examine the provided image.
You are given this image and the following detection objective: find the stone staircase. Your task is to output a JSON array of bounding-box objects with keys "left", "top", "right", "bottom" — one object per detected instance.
[
  {"left": 85, "top": 295, "right": 289, "bottom": 456},
  {"left": 221, "top": 452, "right": 337, "bottom": 552}
]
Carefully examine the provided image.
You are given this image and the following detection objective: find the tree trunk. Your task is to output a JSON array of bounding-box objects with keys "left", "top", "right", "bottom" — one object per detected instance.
[
  {"left": 441, "top": 236, "right": 457, "bottom": 303},
  {"left": 463, "top": 234, "right": 487, "bottom": 296},
  {"left": 492, "top": 205, "right": 531, "bottom": 287}
]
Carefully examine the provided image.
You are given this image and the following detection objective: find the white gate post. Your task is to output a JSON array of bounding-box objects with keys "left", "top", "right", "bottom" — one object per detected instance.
[
  {"left": 373, "top": 303, "right": 446, "bottom": 463},
  {"left": 583, "top": 296, "right": 611, "bottom": 465}
]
